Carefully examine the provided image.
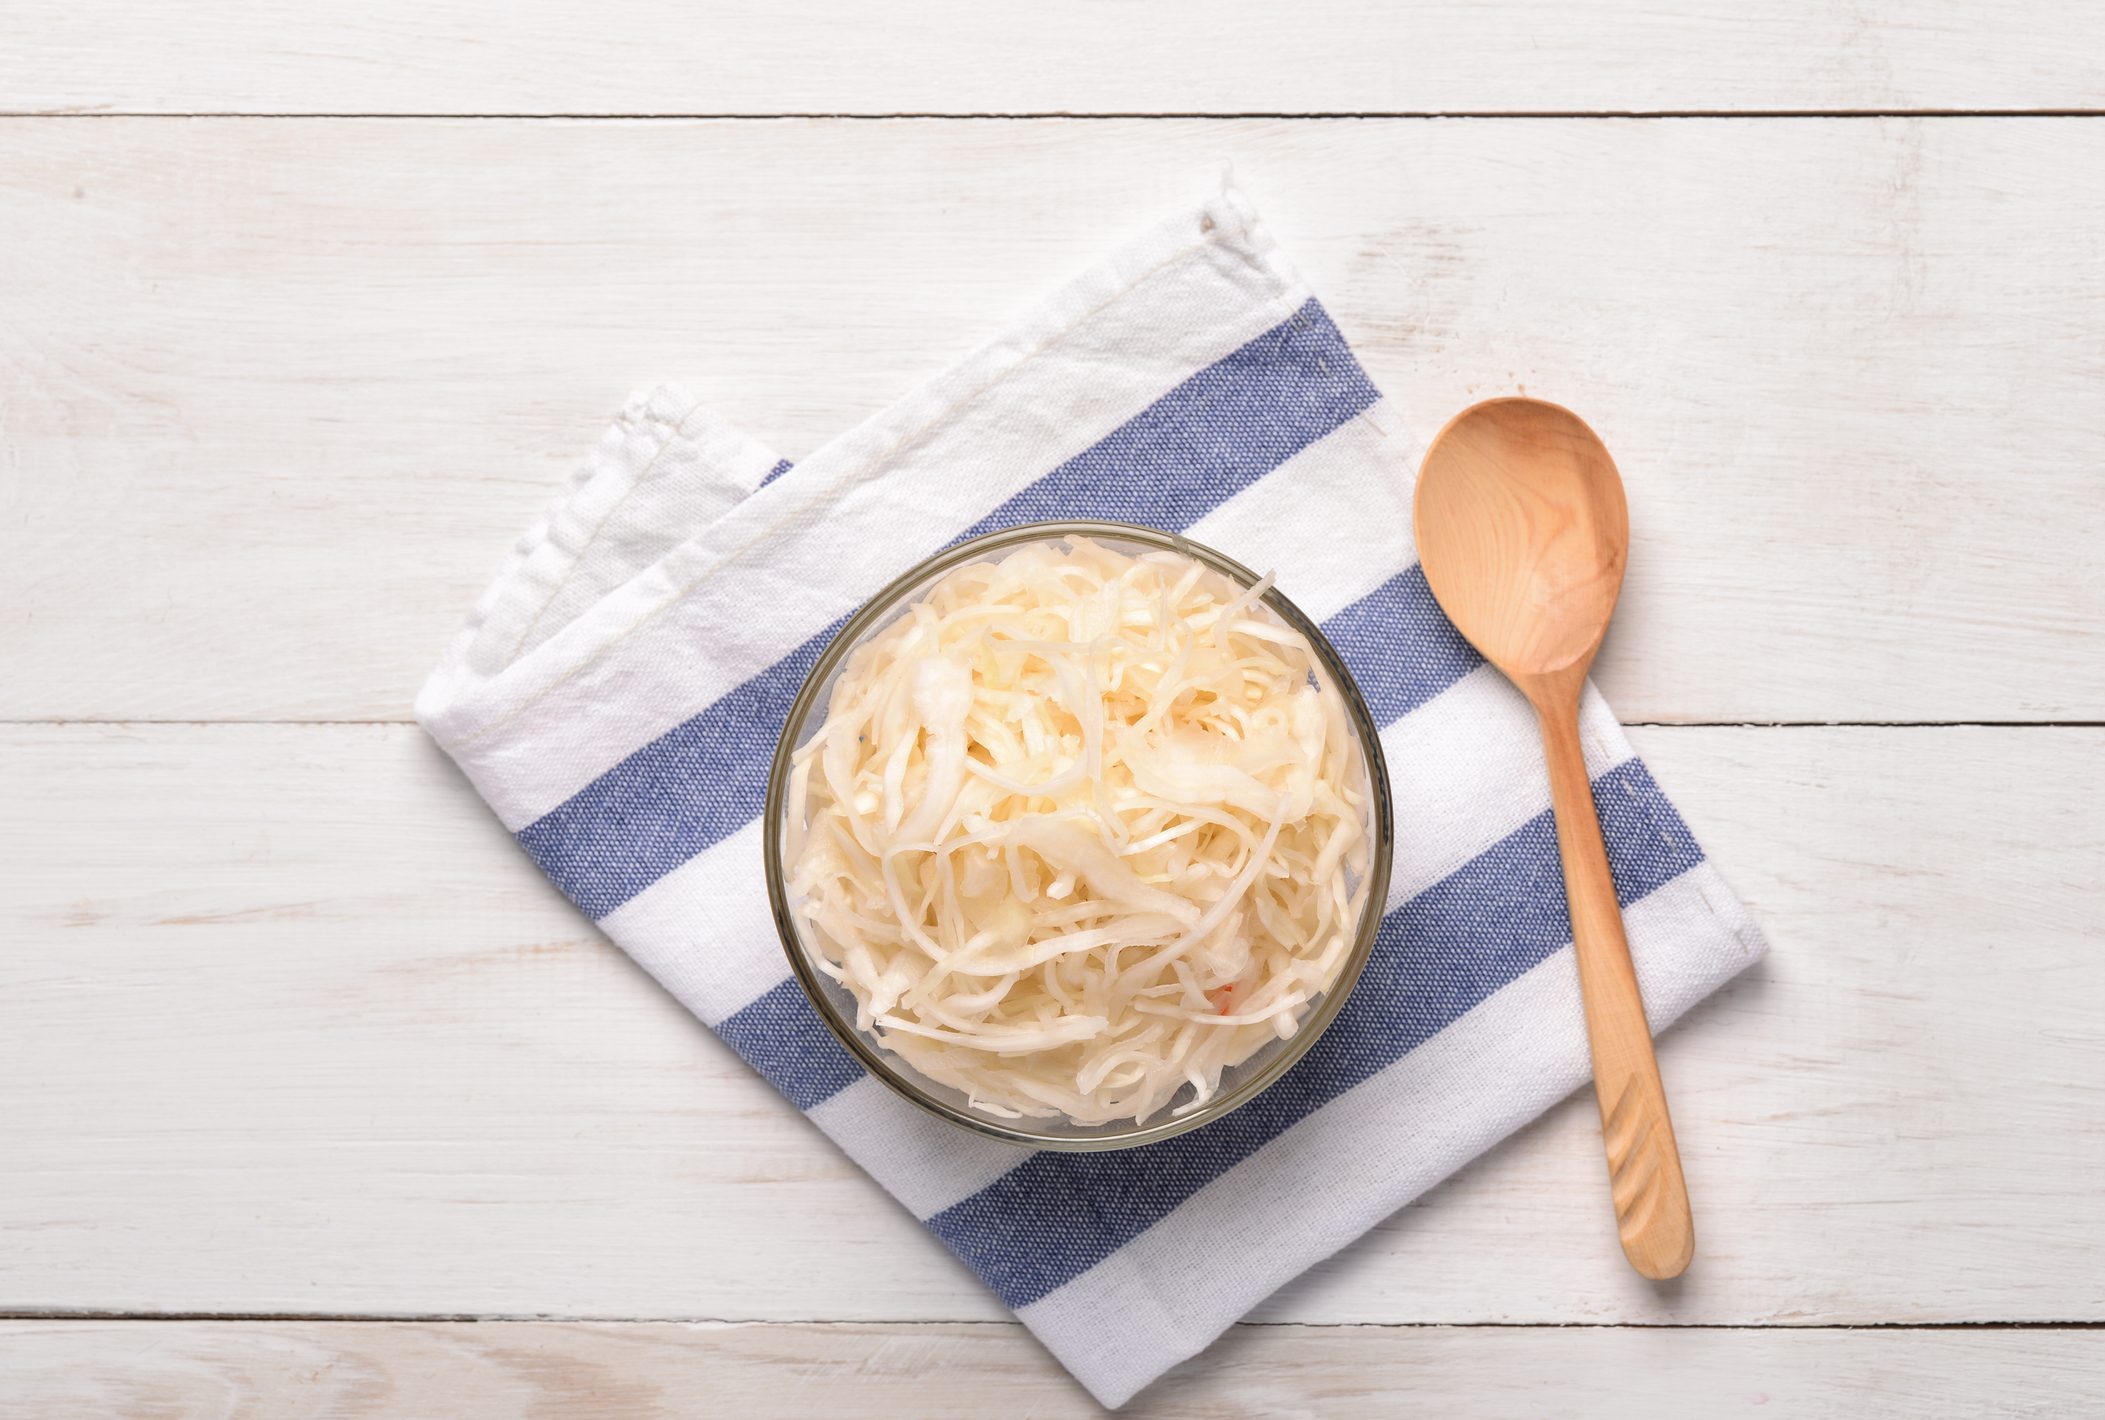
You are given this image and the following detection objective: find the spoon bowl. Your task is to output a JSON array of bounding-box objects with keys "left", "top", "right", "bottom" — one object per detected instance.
[
  {"left": 1414, "top": 397, "right": 1629, "bottom": 698},
  {"left": 1415, "top": 397, "right": 1694, "bottom": 1281}
]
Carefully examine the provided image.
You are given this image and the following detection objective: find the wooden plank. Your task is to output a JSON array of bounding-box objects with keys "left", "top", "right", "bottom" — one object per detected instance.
[
  {"left": 1, "top": 118, "right": 2099, "bottom": 724},
  {"left": 2, "top": 1320, "right": 2099, "bottom": 1417},
  {"left": 3, "top": 2, "right": 2102, "bottom": 116},
  {"left": 1, "top": 724, "right": 2098, "bottom": 1324}
]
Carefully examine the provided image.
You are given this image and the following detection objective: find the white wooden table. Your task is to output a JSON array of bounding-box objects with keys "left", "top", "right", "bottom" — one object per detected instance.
[{"left": 3, "top": 6, "right": 2102, "bottom": 1414}]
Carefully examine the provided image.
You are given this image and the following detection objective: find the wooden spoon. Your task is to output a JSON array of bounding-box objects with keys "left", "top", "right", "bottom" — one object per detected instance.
[{"left": 1413, "top": 397, "right": 1694, "bottom": 1280}]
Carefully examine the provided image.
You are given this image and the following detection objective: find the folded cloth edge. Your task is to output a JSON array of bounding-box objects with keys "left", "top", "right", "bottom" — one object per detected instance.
[{"left": 415, "top": 181, "right": 1297, "bottom": 753}]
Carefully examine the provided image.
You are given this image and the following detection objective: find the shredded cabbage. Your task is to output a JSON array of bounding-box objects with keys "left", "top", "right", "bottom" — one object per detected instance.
[{"left": 782, "top": 537, "right": 1373, "bottom": 1125}]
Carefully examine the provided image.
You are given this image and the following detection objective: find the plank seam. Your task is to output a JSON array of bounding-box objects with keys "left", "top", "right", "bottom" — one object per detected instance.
[
  {"left": 2, "top": 719, "right": 2097, "bottom": 729},
  {"left": 2, "top": 110, "right": 2103, "bottom": 121},
  {"left": 1, "top": 1313, "right": 2099, "bottom": 1330}
]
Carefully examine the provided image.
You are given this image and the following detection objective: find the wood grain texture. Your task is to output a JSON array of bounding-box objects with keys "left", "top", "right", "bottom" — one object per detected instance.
[
  {"left": 4, "top": 28, "right": 2101, "bottom": 1399},
  {"left": 3, "top": 2, "right": 2103, "bottom": 116},
  {"left": 1, "top": 118, "right": 2100, "bottom": 724},
  {"left": 2, "top": 723, "right": 2098, "bottom": 1324},
  {"left": 1, "top": 1320, "right": 2099, "bottom": 1418}
]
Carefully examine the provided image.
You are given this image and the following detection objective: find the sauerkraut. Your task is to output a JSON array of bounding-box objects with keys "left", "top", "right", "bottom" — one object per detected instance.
[{"left": 781, "top": 536, "right": 1373, "bottom": 1125}]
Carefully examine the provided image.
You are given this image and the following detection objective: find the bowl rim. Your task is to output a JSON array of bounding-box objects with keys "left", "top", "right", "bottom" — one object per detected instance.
[{"left": 762, "top": 519, "right": 1395, "bottom": 1152}]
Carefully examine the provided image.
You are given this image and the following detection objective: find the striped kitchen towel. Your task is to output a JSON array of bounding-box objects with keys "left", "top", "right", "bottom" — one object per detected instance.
[{"left": 417, "top": 184, "right": 1767, "bottom": 1408}]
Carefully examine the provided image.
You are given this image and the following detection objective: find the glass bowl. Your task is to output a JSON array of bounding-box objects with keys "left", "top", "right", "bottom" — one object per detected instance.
[{"left": 762, "top": 521, "right": 1393, "bottom": 1151}]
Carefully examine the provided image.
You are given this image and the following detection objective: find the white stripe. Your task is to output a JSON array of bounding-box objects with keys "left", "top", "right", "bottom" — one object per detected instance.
[
  {"left": 807, "top": 1076, "right": 1034, "bottom": 1217},
  {"left": 1019, "top": 864, "right": 1765, "bottom": 1410},
  {"left": 1380, "top": 672, "right": 1637, "bottom": 912},
  {"left": 1187, "top": 399, "right": 1424, "bottom": 623},
  {"left": 599, "top": 819, "right": 781, "bottom": 1027}
]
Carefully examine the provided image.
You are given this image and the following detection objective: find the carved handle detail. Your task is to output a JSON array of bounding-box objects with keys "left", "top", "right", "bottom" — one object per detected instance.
[{"left": 1539, "top": 697, "right": 1695, "bottom": 1280}]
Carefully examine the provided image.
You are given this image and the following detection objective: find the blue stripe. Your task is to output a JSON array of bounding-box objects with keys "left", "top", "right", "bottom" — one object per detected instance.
[
  {"left": 959, "top": 301, "right": 1377, "bottom": 539},
  {"left": 515, "top": 614, "right": 848, "bottom": 919},
  {"left": 517, "top": 298, "right": 1376, "bottom": 920},
  {"left": 760, "top": 457, "right": 794, "bottom": 487},
  {"left": 928, "top": 757, "right": 1706, "bottom": 1309},
  {"left": 1321, "top": 565, "right": 1484, "bottom": 723},
  {"left": 717, "top": 977, "right": 866, "bottom": 1111}
]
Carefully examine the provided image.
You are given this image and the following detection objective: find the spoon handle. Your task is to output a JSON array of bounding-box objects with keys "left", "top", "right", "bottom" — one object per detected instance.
[{"left": 1537, "top": 697, "right": 1695, "bottom": 1280}]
